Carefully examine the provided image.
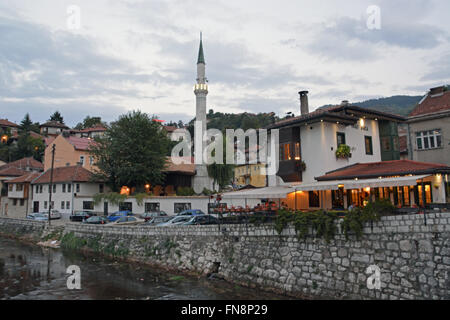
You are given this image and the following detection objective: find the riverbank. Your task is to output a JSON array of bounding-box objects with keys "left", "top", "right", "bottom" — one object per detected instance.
[{"left": 1, "top": 214, "right": 449, "bottom": 300}]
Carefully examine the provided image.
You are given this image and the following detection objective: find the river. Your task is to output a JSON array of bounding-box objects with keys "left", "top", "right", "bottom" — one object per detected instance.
[{"left": 0, "top": 237, "right": 288, "bottom": 300}]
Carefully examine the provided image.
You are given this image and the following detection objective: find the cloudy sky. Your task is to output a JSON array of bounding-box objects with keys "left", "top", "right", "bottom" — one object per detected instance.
[{"left": 0, "top": 0, "right": 449, "bottom": 127}]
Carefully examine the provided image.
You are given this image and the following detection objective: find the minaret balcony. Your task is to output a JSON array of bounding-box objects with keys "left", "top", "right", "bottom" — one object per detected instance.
[{"left": 194, "top": 83, "right": 208, "bottom": 93}]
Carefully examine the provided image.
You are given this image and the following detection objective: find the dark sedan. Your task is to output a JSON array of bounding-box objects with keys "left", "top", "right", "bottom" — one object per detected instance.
[
  {"left": 69, "top": 211, "right": 96, "bottom": 222},
  {"left": 183, "top": 215, "right": 218, "bottom": 226},
  {"left": 143, "top": 216, "right": 172, "bottom": 226},
  {"left": 82, "top": 216, "right": 109, "bottom": 225}
]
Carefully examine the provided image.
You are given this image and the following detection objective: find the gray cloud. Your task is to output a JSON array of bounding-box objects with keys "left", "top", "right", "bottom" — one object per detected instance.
[{"left": 420, "top": 51, "right": 450, "bottom": 82}]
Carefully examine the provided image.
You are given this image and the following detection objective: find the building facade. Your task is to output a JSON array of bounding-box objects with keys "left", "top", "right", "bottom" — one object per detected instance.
[{"left": 406, "top": 86, "right": 450, "bottom": 166}]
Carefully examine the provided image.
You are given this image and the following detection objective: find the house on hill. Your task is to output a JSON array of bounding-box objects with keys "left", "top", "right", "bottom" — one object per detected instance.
[{"left": 44, "top": 134, "right": 97, "bottom": 171}]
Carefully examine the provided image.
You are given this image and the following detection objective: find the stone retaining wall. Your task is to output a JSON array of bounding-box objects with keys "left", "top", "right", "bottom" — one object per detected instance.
[{"left": 1, "top": 213, "right": 449, "bottom": 299}]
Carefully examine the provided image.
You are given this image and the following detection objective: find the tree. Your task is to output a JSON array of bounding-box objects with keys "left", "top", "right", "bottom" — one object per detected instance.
[
  {"left": 207, "top": 137, "right": 234, "bottom": 191},
  {"left": 20, "top": 114, "right": 33, "bottom": 132},
  {"left": 10, "top": 133, "right": 45, "bottom": 161},
  {"left": 89, "top": 110, "right": 172, "bottom": 193},
  {"left": 75, "top": 116, "right": 104, "bottom": 130},
  {"left": 49, "top": 111, "right": 64, "bottom": 124}
]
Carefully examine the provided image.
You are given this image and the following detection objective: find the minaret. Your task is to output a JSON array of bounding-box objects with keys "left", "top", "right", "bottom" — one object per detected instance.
[{"left": 192, "top": 33, "right": 214, "bottom": 193}]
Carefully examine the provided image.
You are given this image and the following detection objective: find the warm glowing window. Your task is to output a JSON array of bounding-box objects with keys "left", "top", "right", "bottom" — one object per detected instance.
[
  {"left": 280, "top": 143, "right": 291, "bottom": 161},
  {"left": 294, "top": 142, "right": 300, "bottom": 160}
]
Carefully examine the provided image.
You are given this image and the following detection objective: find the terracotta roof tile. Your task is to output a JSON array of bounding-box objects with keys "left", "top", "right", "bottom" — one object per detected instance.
[
  {"left": 316, "top": 160, "right": 450, "bottom": 181},
  {"left": 33, "top": 166, "right": 93, "bottom": 184},
  {"left": 165, "top": 157, "right": 195, "bottom": 175},
  {"left": 0, "top": 119, "right": 19, "bottom": 127},
  {"left": 163, "top": 126, "right": 177, "bottom": 133},
  {"left": 39, "top": 121, "right": 69, "bottom": 129},
  {"left": 0, "top": 167, "right": 27, "bottom": 177},
  {"left": 0, "top": 157, "right": 43, "bottom": 171},
  {"left": 78, "top": 125, "right": 106, "bottom": 133},
  {"left": 409, "top": 89, "right": 450, "bottom": 117},
  {"left": 66, "top": 136, "right": 96, "bottom": 151},
  {"left": 7, "top": 172, "right": 41, "bottom": 183}
]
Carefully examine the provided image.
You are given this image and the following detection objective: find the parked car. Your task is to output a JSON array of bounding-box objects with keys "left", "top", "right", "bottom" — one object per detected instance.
[
  {"left": 26, "top": 213, "right": 48, "bottom": 221},
  {"left": 182, "top": 215, "right": 218, "bottom": 226},
  {"left": 69, "top": 211, "right": 96, "bottom": 222},
  {"left": 139, "top": 211, "right": 168, "bottom": 221},
  {"left": 176, "top": 209, "right": 206, "bottom": 217},
  {"left": 107, "top": 210, "right": 133, "bottom": 222},
  {"left": 156, "top": 216, "right": 192, "bottom": 227},
  {"left": 111, "top": 216, "right": 145, "bottom": 226},
  {"left": 143, "top": 216, "right": 172, "bottom": 226},
  {"left": 49, "top": 210, "right": 62, "bottom": 219},
  {"left": 83, "top": 216, "right": 109, "bottom": 225}
]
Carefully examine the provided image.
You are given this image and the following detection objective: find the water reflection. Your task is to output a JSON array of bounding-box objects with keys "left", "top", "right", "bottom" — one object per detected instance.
[{"left": 0, "top": 237, "right": 288, "bottom": 300}]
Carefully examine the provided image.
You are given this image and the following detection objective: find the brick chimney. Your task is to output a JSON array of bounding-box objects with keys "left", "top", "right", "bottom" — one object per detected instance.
[{"left": 299, "top": 91, "right": 309, "bottom": 115}]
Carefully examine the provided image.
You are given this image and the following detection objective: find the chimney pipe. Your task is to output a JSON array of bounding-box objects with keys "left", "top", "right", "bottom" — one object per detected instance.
[{"left": 299, "top": 91, "right": 309, "bottom": 115}]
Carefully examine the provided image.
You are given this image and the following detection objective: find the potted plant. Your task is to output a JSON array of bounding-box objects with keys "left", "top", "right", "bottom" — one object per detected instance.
[{"left": 335, "top": 144, "right": 352, "bottom": 159}]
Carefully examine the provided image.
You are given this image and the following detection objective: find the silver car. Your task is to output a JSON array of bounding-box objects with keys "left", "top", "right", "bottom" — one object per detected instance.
[{"left": 156, "top": 216, "right": 191, "bottom": 227}]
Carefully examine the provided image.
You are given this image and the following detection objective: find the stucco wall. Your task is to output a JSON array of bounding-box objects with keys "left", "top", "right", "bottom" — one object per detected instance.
[{"left": 408, "top": 117, "right": 450, "bottom": 166}]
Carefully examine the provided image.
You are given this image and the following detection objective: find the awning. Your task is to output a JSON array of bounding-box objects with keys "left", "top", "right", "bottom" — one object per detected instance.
[
  {"left": 221, "top": 186, "right": 294, "bottom": 199},
  {"left": 342, "top": 175, "right": 431, "bottom": 189},
  {"left": 293, "top": 181, "right": 340, "bottom": 191}
]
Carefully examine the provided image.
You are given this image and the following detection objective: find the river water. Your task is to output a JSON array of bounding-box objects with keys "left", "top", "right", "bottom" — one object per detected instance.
[{"left": 0, "top": 237, "right": 288, "bottom": 300}]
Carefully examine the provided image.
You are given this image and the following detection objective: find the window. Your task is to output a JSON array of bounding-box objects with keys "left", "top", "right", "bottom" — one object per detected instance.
[
  {"left": 62, "top": 184, "right": 66, "bottom": 193},
  {"left": 20, "top": 199, "right": 24, "bottom": 206},
  {"left": 308, "top": 191, "right": 320, "bottom": 208},
  {"left": 364, "top": 136, "right": 373, "bottom": 155},
  {"left": 279, "top": 143, "right": 291, "bottom": 161},
  {"left": 119, "top": 202, "right": 132, "bottom": 212},
  {"left": 61, "top": 201, "right": 65, "bottom": 209},
  {"left": 66, "top": 201, "right": 70, "bottom": 209},
  {"left": 294, "top": 142, "right": 301, "bottom": 160},
  {"left": 416, "top": 130, "right": 442, "bottom": 150},
  {"left": 83, "top": 201, "right": 94, "bottom": 210},
  {"left": 79, "top": 155, "right": 85, "bottom": 165},
  {"left": 16, "top": 184, "right": 23, "bottom": 191},
  {"left": 381, "top": 137, "right": 391, "bottom": 151},
  {"left": 8, "top": 184, "right": 13, "bottom": 192},
  {"left": 53, "top": 184, "right": 56, "bottom": 193},
  {"left": 336, "top": 132, "right": 346, "bottom": 147},
  {"left": 99, "top": 184, "right": 104, "bottom": 193},
  {"left": 44, "top": 201, "right": 48, "bottom": 209},
  {"left": 76, "top": 184, "right": 80, "bottom": 193},
  {"left": 51, "top": 201, "right": 54, "bottom": 209},
  {"left": 13, "top": 199, "right": 17, "bottom": 206},
  {"left": 39, "top": 185, "right": 43, "bottom": 193},
  {"left": 68, "top": 184, "right": 71, "bottom": 193},
  {"left": 89, "top": 156, "right": 94, "bottom": 165},
  {"left": 145, "top": 203, "right": 160, "bottom": 213},
  {"left": 36, "top": 185, "right": 39, "bottom": 193},
  {"left": 174, "top": 203, "right": 191, "bottom": 214}
]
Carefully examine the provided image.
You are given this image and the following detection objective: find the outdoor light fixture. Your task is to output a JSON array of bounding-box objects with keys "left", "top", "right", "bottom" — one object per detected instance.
[
  {"left": 359, "top": 118, "right": 365, "bottom": 127},
  {"left": 1, "top": 135, "right": 8, "bottom": 143}
]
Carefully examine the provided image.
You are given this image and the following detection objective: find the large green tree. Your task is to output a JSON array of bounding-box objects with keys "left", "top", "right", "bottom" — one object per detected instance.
[
  {"left": 74, "top": 116, "right": 104, "bottom": 130},
  {"left": 49, "top": 111, "right": 64, "bottom": 123},
  {"left": 20, "top": 114, "right": 40, "bottom": 134},
  {"left": 89, "top": 110, "right": 171, "bottom": 193},
  {"left": 10, "top": 133, "right": 45, "bottom": 161}
]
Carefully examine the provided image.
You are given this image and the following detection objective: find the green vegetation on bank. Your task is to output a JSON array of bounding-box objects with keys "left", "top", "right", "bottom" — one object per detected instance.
[{"left": 274, "top": 199, "right": 395, "bottom": 242}]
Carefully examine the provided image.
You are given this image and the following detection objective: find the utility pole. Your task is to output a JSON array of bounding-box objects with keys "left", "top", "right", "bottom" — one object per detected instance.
[{"left": 48, "top": 145, "right": 56, "bottom": 226}]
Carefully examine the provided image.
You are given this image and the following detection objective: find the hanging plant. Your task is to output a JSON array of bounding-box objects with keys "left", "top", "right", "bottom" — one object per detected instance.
[
  {"left": 335, "top": 144, "right": 352, "bottom": 159},
  {"left": 296, "top": 160, "right": 306, "bottom": 172}
]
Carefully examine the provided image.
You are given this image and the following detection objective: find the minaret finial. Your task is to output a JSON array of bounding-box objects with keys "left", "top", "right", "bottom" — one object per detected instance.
[{"left": 197, "top": 32, "right": 205, "bottom": 64}]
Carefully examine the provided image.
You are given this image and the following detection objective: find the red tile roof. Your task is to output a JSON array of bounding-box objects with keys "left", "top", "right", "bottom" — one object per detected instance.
[
  {"left": 66, "top": 136, "right": 96, "bottom": 151},
  {"left": 0, "top": 119, "right": 19, "bottom": 127},
  {"left": 78, "top": 125, "right": 107, "bottom": 133},
  {"left": 32, "top": 166, "right": 93, "bottom": 184},
  {"left": 409, "top": 88, "right": 450, "bottom": 117},
  {"left": 0, "top": 157, "right": 43, "bottom": 171},
  {"left": 0, "top": 167, "right": 27, "bottom": 177},
  {"left": 7, "top": 172, "right": 41, "bottom": 183},
  {"left": 163, "top": 126, "right": 177, "bottom": 133},
  {"left": 39, "top": 121, "right": 69, "bottom": 129},
  {"left": 165, "top": 157, "right": 196, "bottom": 175},
  {"left": 316, "top": 160, "right": 450, "bottom": 181}
]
